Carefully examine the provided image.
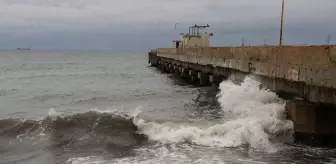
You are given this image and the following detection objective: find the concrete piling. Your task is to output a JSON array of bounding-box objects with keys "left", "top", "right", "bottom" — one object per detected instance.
[
  {"left": 209, "top": 75, "right": 222, "bottom": 86},
  {"left": 188, "top": 70, "right": 197, "bottom": 84},
  {"left": 197, "top": 72, "right": 209, "bottom": 86},
  {"left": 180, "top": 68, "right": 188, "bottom": 78},
  {"left": 286, "top": 100, "right": 336, "bottom": 146}
]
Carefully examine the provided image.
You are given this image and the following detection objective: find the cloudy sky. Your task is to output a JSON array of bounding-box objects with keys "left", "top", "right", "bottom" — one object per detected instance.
[{"left": 0, "top": 0, "right": 335, "bottom": 50}]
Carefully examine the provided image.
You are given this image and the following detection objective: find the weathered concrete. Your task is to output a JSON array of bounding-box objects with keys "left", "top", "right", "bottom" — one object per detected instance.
[
  {"left": 156, "top": 45, "right": 336, "bottom": 104},
  {"left": 286, "top": 100, "right": 336, "bottom": 146}
]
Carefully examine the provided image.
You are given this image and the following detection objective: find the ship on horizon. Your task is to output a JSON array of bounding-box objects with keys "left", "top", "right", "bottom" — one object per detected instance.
[{"left": 17, "top": 46, "right": 31, "bottom": 50}]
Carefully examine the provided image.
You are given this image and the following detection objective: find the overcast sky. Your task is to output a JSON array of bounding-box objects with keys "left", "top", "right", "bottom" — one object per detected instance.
[{"left": 0, "top": 0, "right": 336, "bottom": 50}]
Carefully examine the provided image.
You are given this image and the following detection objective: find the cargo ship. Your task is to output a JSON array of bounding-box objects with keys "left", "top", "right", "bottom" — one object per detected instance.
[{"left": 17, "top": 46, "right": 31, "bottom": 50}]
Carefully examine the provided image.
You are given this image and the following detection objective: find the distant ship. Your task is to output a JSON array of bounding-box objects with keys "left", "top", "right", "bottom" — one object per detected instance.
[{"left": 17, "top": 46, "right": 31, "bottom": 50}]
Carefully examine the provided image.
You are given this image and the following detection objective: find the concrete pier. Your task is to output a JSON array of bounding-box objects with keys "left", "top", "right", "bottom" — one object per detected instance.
[
  {"left": 286, "top": 101, "right": 336, "bottom": 146},
  {"left": 148, "top": 45, "right": 336, "bottom": 146}
]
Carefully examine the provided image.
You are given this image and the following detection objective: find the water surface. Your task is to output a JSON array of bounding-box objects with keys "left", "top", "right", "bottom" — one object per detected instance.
[{"left": 0, "top": 50, "right": 335, "bottom": 164}]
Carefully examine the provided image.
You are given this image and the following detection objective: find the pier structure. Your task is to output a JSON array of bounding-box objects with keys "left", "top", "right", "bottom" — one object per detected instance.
[{"left": 148, "top": 24, "right": 336, "bottom": 146}]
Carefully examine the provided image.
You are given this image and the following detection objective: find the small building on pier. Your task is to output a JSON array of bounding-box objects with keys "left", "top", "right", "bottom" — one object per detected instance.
[{"left": 172, "top": 24, "right": 213, "bottom": 48}]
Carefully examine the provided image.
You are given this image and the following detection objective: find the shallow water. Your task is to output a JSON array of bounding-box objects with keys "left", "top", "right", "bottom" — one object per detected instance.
[{"left": 0, "top": 50, "right": 335, "bottom": 164}]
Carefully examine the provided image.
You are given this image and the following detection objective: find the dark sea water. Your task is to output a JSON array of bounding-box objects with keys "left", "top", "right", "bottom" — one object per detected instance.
[{"left": 0, "top": 50, "right": 335, "bottom": 164}]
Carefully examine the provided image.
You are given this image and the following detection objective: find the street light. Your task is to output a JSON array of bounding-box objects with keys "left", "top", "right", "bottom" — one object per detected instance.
[{"left": 279, "top": 0, "right": 285, "bottom": 46}]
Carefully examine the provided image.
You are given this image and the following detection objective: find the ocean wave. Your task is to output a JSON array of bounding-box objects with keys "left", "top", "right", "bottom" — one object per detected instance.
[
  {"left": 0, "top": 109, "right": 147, "bottom": 151},
  {"left": 133, "top": 76, "right": 294, "bottom": 153},
  {"left": 0, "top": 75, "right": 295, "bottom": 164}
]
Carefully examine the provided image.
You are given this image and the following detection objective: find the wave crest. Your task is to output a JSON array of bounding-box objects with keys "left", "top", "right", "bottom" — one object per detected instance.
[
  {"left": 134, "top": 76, "right": 293, "bottom": 152},
  {"left": 0, "top": 110, "right": 147, "bottom": 150}
]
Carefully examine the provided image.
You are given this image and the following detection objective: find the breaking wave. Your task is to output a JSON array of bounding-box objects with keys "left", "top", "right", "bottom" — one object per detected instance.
[
  {"left": 0, "top": 109, "right": 146, "bottom": 156},
  {"left": 133, "top": 76, "right": 294, "bottom": 152}
]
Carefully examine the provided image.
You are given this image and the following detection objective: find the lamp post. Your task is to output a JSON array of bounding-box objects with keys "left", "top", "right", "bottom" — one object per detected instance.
[
  {"left": 279, "top": 0, "right": 285, "bottom": 46},
  {"left": 327, "top": 35, "right": 332, "bottom": 45},
  {"left": 173, "top": 23, "right": 179, "bottom": 42}
]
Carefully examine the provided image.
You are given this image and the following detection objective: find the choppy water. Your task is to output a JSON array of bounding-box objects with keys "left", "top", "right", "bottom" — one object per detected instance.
[{"left": 0, "top": 50, "right": 335, "bottom": 164}]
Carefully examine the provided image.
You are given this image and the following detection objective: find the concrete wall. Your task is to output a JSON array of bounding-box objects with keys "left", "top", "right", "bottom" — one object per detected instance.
[{"left": 157, "top": 45, "right": 336, "bottom": 89}]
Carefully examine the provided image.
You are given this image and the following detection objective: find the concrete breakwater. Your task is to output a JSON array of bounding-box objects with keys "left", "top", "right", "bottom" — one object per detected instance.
[{"left": 148, "top": 45, "right": 336, "bottom": 146}]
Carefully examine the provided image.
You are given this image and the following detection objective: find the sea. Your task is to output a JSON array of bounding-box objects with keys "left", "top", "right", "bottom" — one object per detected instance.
[{"left": 0, "top": 50, "right": 335, "bottom": 164}]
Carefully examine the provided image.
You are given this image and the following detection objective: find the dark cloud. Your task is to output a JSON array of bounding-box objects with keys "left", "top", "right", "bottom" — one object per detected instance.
[{"left": 0, "top": 0, "right": 335, "bottom": 49}]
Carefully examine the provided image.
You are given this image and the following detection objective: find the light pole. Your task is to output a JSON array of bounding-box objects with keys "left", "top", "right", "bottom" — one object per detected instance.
[
  {"left": 327, "top": 35, "right": 332, "bottom": 45},
  {"left": 173, "top": 23, "right": 179, "bottom": 42},
  {"left": 279, "top": 0, "right": 285, "bottom": 46}
]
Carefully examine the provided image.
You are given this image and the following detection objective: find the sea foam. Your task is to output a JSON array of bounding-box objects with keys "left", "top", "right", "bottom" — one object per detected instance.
[{"left": 134, "top": 76, "right": 293, "bottom": 152}]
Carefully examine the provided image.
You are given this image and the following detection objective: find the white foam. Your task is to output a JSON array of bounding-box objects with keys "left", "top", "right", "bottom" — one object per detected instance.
[
  {"left": 90, "top": 106, "right": 143, "bottom": 119},
  {"left": 48, "top": 108, "right": 59, "bottom": 120},
  {"left": 134, "top": 76, "right": 293, "bottom": 152},
  {"left": 67, "top": 156, "right": 106, "bottom": 164},
  {"left": 98, "top": 144, "right": 225, "bottom": 164}
]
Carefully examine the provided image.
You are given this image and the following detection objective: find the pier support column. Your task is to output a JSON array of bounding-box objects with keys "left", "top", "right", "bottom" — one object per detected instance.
[
  {"left": 197, "top": 72, "right": 209, "bottom": 86},
  {"left": 168, "top": 64, "right": 172, "bottom": 72},
  {"left": 157, "top": 61, "right": 163, "bottom": 70},
  {"left": 167, "top": 64, "right": 174, "bottom": 73},
  {"left": 161, "top": 62, "right": 167, "bottom": 72},
  {"left": 286, "top": 101, "right": 336, "bottom": 146},
  {"left": 165, "top": 63, "right": 170, "bottom": 73},
  {"left": 173, "top": 65, "right": 180, "bottom": 73},
  {"left": 189, "top": 70, "right": 197, "bottom": 84},
  {"left": 180, "top": 68, "right": 188, "bottom": 78},
  {"left": 178, "top": 67, "right": 182, "bottom": 73},
  {"left": 209, "top": 75, "right": 222, "bottom": 86}
]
